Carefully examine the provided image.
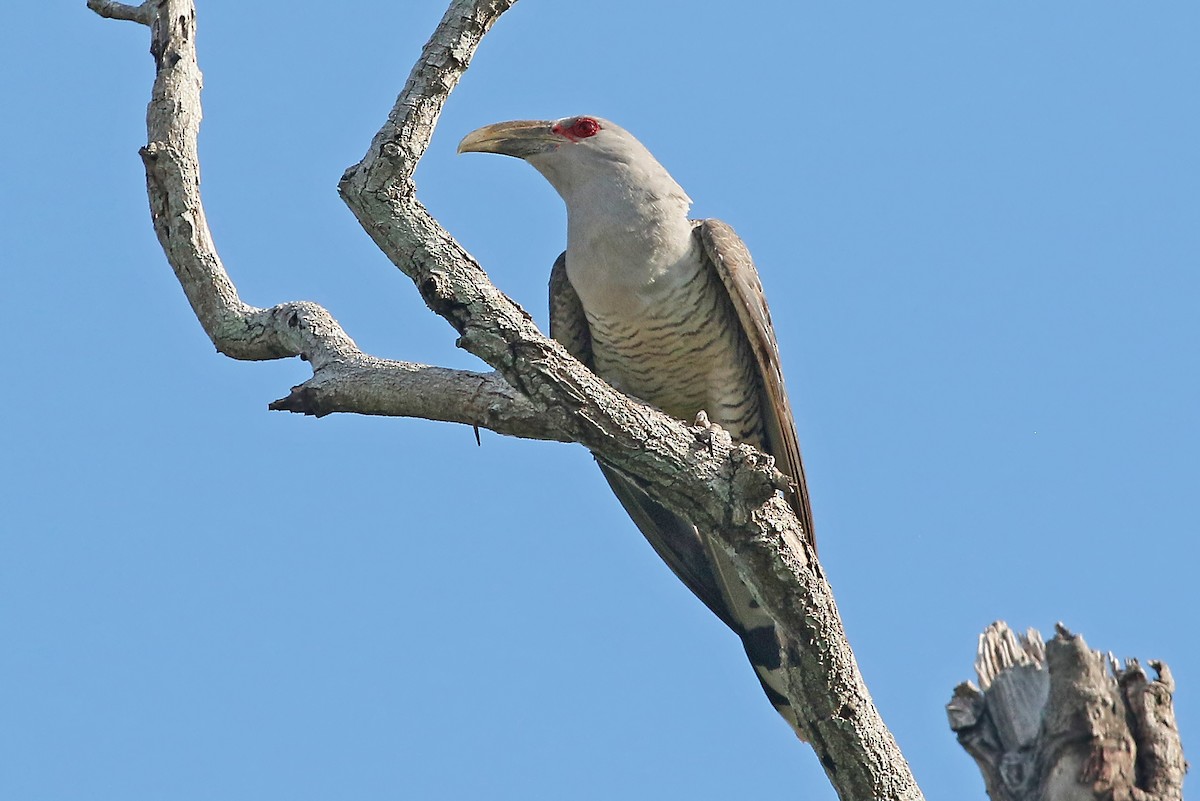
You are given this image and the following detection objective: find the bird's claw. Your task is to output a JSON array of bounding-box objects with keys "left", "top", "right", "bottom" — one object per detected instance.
[{"left": 691, "top": 410, "right": 727, "bottom": 455}]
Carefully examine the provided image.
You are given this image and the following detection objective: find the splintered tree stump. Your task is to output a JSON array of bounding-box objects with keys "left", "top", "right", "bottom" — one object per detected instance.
[{"left": 948, "top": 622, "right": 1187, "bottom": 801}]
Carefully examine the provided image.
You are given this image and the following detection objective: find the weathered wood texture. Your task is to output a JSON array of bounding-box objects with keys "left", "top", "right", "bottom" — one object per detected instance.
[
  {"left": 948, "top": 622, "right": 1187, "bottom": 801},
  {"left": 86, "top": 2, "right": 923, "bottom": 799}
]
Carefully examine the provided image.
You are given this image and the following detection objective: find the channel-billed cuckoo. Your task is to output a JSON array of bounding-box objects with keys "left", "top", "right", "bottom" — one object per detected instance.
[{"left": 459, "top": 115, "right": 815, "bottom": 737}]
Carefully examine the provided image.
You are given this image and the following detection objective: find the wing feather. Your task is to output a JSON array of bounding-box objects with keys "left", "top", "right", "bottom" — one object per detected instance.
[
  {"left": 548, "top": 253, "right": 738, "bottom": 628},
  {"left": 696, "top": 219, "right": 816, "bottom": 551},
  {"left": 548, "top": 252, "right": 592, "bottom": 366}
]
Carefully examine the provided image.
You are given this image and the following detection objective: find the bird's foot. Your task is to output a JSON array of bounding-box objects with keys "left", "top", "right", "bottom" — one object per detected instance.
[{"left": 691, "top": 410, "right": 729, "bottom": 455}]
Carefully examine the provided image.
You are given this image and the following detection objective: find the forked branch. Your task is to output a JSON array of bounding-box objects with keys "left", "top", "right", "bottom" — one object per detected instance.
[{"left": 88, "top": 1, "right": 924, "bottom": 798}]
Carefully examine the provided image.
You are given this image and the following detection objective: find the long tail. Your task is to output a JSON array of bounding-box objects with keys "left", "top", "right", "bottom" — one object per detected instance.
[{"left": 598, "top": 460, "right": 806, "bottom": 739}]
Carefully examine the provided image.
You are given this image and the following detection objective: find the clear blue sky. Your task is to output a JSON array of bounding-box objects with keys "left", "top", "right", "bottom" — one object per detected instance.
[{"left": 3, "top": 2, "right": 1196, "bottom": 799}]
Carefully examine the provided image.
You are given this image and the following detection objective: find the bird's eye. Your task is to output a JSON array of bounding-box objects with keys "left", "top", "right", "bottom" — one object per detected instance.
[{"left": 568, "top": 117, "right": 601, "bottom": 139}]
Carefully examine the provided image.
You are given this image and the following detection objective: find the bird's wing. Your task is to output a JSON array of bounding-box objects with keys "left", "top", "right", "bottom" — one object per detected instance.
[
  {"left": 696, "top": 219, "right": 816, "bottom": 551},
  {"left": 548, "top": 252, "right": 738, "bottom": 630},
  {"left": 548, "top": 252, "right": 593, "bottom": 368}
]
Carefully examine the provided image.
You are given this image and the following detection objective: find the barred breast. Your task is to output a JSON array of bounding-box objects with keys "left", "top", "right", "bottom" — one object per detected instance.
[{"left": 583, "top": 254, "right": 766, "bottom": 449}]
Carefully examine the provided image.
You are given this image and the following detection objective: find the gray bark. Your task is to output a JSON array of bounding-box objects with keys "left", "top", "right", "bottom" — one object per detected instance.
[
  {"left": 86, "top": 1, "right": 921, "bottom": 798},
  {"left": 948, "top": 622, "right": 1187, "bottom": 801},
  {"left": 91, "top": 2, "right": 1189, "bottom": 801}
]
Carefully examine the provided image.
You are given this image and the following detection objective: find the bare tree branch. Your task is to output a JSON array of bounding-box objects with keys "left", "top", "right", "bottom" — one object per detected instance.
[
  {"left": 339, "top": 9, "right": 924, "bottom": 795},
  {"left": 89, "top": 1, "right": 926, "bottom": 798},
  {"left": 90, "top": 0, "right": 561, "bottom": 441},
  {"left": 86, "top": 0, "right": 152, "bottom": 24},
  {"left": 267, "top": 359, "right": 563, "bottom": 443}
]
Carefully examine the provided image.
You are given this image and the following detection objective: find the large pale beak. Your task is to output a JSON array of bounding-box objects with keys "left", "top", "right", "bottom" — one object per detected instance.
[{"left": 457, "top": 120, "right": 560, "bottom": 159}]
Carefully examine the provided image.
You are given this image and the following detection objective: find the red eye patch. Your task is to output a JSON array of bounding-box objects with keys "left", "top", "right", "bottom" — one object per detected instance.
[{"left": 553, "top": 117, "right": 602, "bottom": 142}]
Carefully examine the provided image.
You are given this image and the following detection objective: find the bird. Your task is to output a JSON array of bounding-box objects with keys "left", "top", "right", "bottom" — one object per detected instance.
[{"left": 459, "top": 115, "right": 815, "bottom": 738}]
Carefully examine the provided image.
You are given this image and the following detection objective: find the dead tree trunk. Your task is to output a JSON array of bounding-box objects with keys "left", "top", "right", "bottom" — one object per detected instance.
[{"left": 948, "top": 622, "right": 1186, "bottom": 801}]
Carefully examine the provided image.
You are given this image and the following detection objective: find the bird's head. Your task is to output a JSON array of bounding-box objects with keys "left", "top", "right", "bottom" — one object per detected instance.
[
  {"left": 458, "top": 116, "right": 688, "bottom": 209},
  {"left": 457, "top": 115, "right": 616, "bottom": 160}
]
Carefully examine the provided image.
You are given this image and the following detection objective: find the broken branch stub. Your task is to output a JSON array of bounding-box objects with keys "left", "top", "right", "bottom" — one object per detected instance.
[{"left": 948, "top": 622, "right": 1186, "bottom": 801}]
